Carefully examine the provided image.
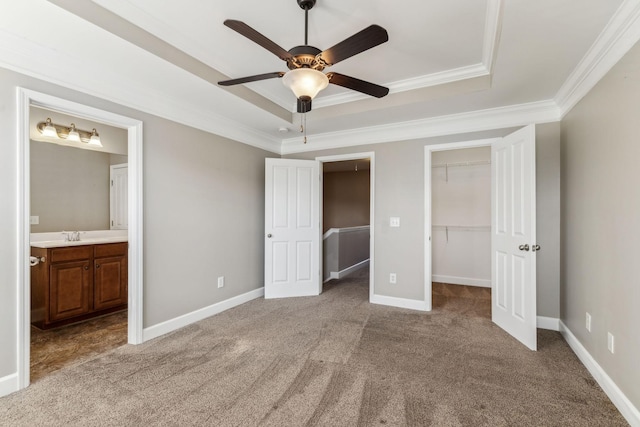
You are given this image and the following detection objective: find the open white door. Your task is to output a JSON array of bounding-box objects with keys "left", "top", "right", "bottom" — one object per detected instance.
[
  {"left": 265, "top": 158, "right": 320, "bottom": 298},
  {"left": 492, "top": 125, "right": 537, "bottom": 350}
]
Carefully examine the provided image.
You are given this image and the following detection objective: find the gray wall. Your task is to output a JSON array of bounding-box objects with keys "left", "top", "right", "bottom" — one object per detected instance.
[
  {"left": 287, "top": 123, "right": 561, "bottom": 316},
  {"left": 561, "top": 42, "right": 640, "bottom": 408},
  {"left": 323, "top": 170, "right": 370, "bottom": 232},
  {"left": 0, "top": 66, "right": 275, "bottom": 379},
  {"left": 30, "top": 141, "right": 111, "bottom": 232}
]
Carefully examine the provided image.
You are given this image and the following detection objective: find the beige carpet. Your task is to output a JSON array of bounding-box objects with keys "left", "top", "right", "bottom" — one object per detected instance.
[{"left": 0, "top": 270, "right": 627, "bottom": 426}]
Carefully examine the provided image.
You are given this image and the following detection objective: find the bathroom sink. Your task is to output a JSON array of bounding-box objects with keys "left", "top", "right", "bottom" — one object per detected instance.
[{"left": 30, "top": 231, "right": 128, "bottom": 248}]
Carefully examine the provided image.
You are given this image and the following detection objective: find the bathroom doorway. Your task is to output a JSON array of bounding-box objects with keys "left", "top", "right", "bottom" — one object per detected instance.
[
  {"left": 28, "top": 106, "right": 130, "bottom": 382},
  {"left": 17, "top": 88, "right": 144, "bottom": 390}
]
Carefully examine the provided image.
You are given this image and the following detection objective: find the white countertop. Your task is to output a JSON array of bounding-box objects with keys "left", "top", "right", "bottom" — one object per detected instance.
[{"left": 31, "top": 230, "right": 128, "bottom": 248}]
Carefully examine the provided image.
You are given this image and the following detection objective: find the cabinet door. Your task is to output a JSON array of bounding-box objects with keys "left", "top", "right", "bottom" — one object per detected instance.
[
  {"left": 50, "top": 260, "right": 92, "bottom": 321},
  {"left": 94, "top": 255, "right": 127, "bottom": 310}
]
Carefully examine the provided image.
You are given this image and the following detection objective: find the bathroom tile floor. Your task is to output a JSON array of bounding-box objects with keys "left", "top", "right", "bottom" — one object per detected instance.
[{"left": 30, "top": 310, "right": 128, "bottom": 382}]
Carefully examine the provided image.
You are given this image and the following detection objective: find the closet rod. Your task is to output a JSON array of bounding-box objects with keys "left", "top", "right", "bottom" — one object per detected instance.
[
  {"left": 432, "top": 225, "right": 490, "bottom": 231},
  {"left": 431, "top": 160, "right": 491, "bottom": 169}
]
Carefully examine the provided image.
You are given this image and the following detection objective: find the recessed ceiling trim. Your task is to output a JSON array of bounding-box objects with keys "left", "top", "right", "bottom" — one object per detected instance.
[
  {"left": 46, "top": 0, "right": 293, "bottom": 123},
  {"left": 0, "top": 28, "right": 282, "bottom": 154},
  {"left": 312, "top": 63, "right": 489, "bottom": 110},
  {"left": 483, "top": 0, "right": 504, "bottom": 73},
  {"left": 280, "top": 100, "right": 560, "bottom": 155},
  {"left": 303, "top": 0, "right": 503, "bottom": 111},
  {"left": 554, "top": 0, "right": 640, "bottom": 116}
]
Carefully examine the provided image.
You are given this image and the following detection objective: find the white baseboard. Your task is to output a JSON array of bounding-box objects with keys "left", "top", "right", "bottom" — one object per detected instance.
[
  {"left": 371, "top": 294, "right": 429, "bottom": 312},
  {"left": 560, "top": 321, "right": 640, "bottom": 427},
  {"left": 0, "top": 372, "right": 18, "bottom": 398},
  {"left": 143, "top": 287, "right": 265, "bottom": 342},
  {"left": 324, "top": 259, "right": 370, "bottom": 283},
  {"left": 432, "top": 274, "right": 491, "bottom": 288},
  {"left": 536, "top": 316, "right": 560, "bottom": 331}
]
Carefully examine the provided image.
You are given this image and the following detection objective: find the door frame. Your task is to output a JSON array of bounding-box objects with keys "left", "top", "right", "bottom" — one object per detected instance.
[
  {"left": 16, "top": 88, "right": 144, "bottom": 390},
  {"left": 315, "top": 152, "right": 375, "bottom": 303},
  {"left": 424, "top": 138, "right": 499, "bottom": 310}
]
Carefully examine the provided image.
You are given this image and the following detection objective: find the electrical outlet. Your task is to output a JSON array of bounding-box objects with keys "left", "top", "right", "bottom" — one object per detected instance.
[
  {"left": 390, "top": 217, "right": 400, "bottom": 227},
  {"left": 30, "top": 216, "right": 39, "bottom": 225},
  {"left": 607, "top": 332, "right": 615, "bottom": 354},
  {"left": 389, "top": 273, "right": 397, "bottom": 284},
  {"left": 217, "top": 276, "right": 225, "bottom": 288},
  {"left": 585, "top": 312, "right": 591, "bottom": 332}
]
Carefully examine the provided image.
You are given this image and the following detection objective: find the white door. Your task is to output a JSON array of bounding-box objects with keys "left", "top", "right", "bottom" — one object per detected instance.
[
  {"left": 491, "top": 125, "right": 537, "bottom": 350},
  {"left": 265, "top": 158, "right": 320, "bottom": 298},
  {"left": 110, "top": 164, "right": 128, "bottom": 230}
]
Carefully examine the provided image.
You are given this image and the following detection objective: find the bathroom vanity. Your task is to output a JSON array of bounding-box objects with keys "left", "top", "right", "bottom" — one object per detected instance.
[{"left": 30, "top": 231, "right": 128, "bottom": 329}]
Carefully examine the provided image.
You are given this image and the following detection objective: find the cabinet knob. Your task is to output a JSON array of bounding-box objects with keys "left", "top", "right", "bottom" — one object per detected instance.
[
  {"left": 95, "top": 264, "right": 100, "bottom": 269},
  {"left": 84, "top": 265, "right": 89, "bottom": 270}
]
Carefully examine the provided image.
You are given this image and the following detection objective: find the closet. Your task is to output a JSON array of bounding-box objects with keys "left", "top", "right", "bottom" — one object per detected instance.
[{"left": 431, "top": 147, "right": 491, "bottom": 288}]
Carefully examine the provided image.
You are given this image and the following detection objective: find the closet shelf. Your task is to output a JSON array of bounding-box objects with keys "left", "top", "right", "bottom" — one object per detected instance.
[
  {"left": 432, "top": 225, "right": 490, "bottom": 243},
  {"left": 432, "top": 225, "right": 490, "bottom": 231},
  {"left": 431, "top": 160, "right": 490, "bottom": 169},
  {"left": 432, "top": 160, "right": 490, "bottom": 182}
]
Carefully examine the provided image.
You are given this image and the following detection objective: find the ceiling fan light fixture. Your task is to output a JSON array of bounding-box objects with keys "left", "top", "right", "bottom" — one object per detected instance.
[{"left": 282, "top": 68, "right": 329, "bottom": 100}]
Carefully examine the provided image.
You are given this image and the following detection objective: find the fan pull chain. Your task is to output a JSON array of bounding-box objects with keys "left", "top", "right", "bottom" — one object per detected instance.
[{"left": 300, "top": 113, "right": 308, "bottom": 144}]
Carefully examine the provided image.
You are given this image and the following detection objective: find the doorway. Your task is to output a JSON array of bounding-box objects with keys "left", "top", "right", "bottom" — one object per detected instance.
[
  {"left": 430, "top": 145, "right": 492, "bottom": 319},
  {"left": 16, "top": 88, "right": 144, "bottom": 390},
  {"left": 317, "top": 153, "right": 375, "bottom": 302},
  {"left": 28, "top": 106, "right": 130, "bottom": 382},
  {"left": 425, "top": 126, "right": 538, "bottom": 350}
]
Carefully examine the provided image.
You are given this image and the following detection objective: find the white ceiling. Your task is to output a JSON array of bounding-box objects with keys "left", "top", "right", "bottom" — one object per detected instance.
[{"left": 1, "top": 0, "right": 637, "bottom": 154}]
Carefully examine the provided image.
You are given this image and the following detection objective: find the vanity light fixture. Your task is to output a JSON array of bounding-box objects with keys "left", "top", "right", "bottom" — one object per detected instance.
[
  {"left": 36, "top": 118, "right": 103, "bottom": 147},
  {"left": 41, "top": 118, "right": 58, "bottom": 137},
  {"left": 67, "top": 123, "right": 81, "bottom": 142}
]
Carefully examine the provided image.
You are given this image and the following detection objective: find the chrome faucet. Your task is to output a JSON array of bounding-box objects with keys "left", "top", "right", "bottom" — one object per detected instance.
[{"left": 62, "top": 231, "right": 81, "bottom": 242}]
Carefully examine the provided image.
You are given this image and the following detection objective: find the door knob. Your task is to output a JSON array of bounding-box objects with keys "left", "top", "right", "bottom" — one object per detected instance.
[
  {"left": 267, "top": 234, "right": 272, "bottom": 238},
  {"left": 532, "top": 244, "right": 541, "bottom": 252},
  {"left": 518, "top": 244, "right": 530, "bottom": 251}
]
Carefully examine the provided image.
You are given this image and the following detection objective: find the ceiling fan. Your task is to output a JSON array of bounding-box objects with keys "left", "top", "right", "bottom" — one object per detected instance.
[{"left": 218, "top": 0, "right": 390, "bottom": 113}]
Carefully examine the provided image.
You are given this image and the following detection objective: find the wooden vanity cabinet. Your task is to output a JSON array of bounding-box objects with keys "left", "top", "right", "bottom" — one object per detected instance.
[
  {"left": 94, "top": 243, "right": 128, "bottom": 311},
  {"left": 31, "top": 242, "right": 127, "bottom": 329}
]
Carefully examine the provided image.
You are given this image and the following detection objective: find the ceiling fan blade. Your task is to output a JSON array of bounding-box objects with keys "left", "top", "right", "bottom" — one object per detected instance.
[
  {"left": 224, "top": 20, "right": 293, "bottom": 62},
  {"left": 319, "top": 25, "right": 388, "bottom": 66},
  {"left": 327, "top": 72, "right": 389, "bottom": 98},
  {"left": 218, "top": 72, "right": 285, "bottom": 86}
]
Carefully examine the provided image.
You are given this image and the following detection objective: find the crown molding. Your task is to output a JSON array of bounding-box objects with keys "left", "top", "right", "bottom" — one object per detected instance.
[
  {"left": 483, "top": 0, "right": 504, "bottom": 74},
  {"left": 312, "top": 63, "right": 489, "bottom": 110},
  {"left": 0, "top": 29, "right": 282, "bottom": 154},
  {"left": 280, "top": 100, "right": 560, "bottom": 154},
  {"left": 555, "top": 0, "right": 640, "bottom": 116}
]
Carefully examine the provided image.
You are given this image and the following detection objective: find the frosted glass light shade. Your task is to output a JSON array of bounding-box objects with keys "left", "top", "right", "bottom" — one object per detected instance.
[
  {"left": 88, "top": 129, "right": 102, "bottom": 147},
  {"left": 67, "top": 124, "right": 80, "bottom": 142},
  {"left": 282, "top": 68, "right": 329, "bottom": 100},
  {"left": 42, "top": 118, "right": 58, "bottom": 138}
]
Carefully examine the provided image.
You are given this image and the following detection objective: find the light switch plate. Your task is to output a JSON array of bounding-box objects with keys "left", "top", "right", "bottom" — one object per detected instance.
[{"left": 390, "top": 217, "right": 400, "bottom": 227}]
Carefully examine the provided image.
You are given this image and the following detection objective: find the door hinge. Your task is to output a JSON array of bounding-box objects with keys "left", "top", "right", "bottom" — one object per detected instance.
[
  {"left": 111, "top": 180, "right": 114, "bottom": 186},
  {"left": 111, "top": 220, "right": 114, "bottom": 226}
]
